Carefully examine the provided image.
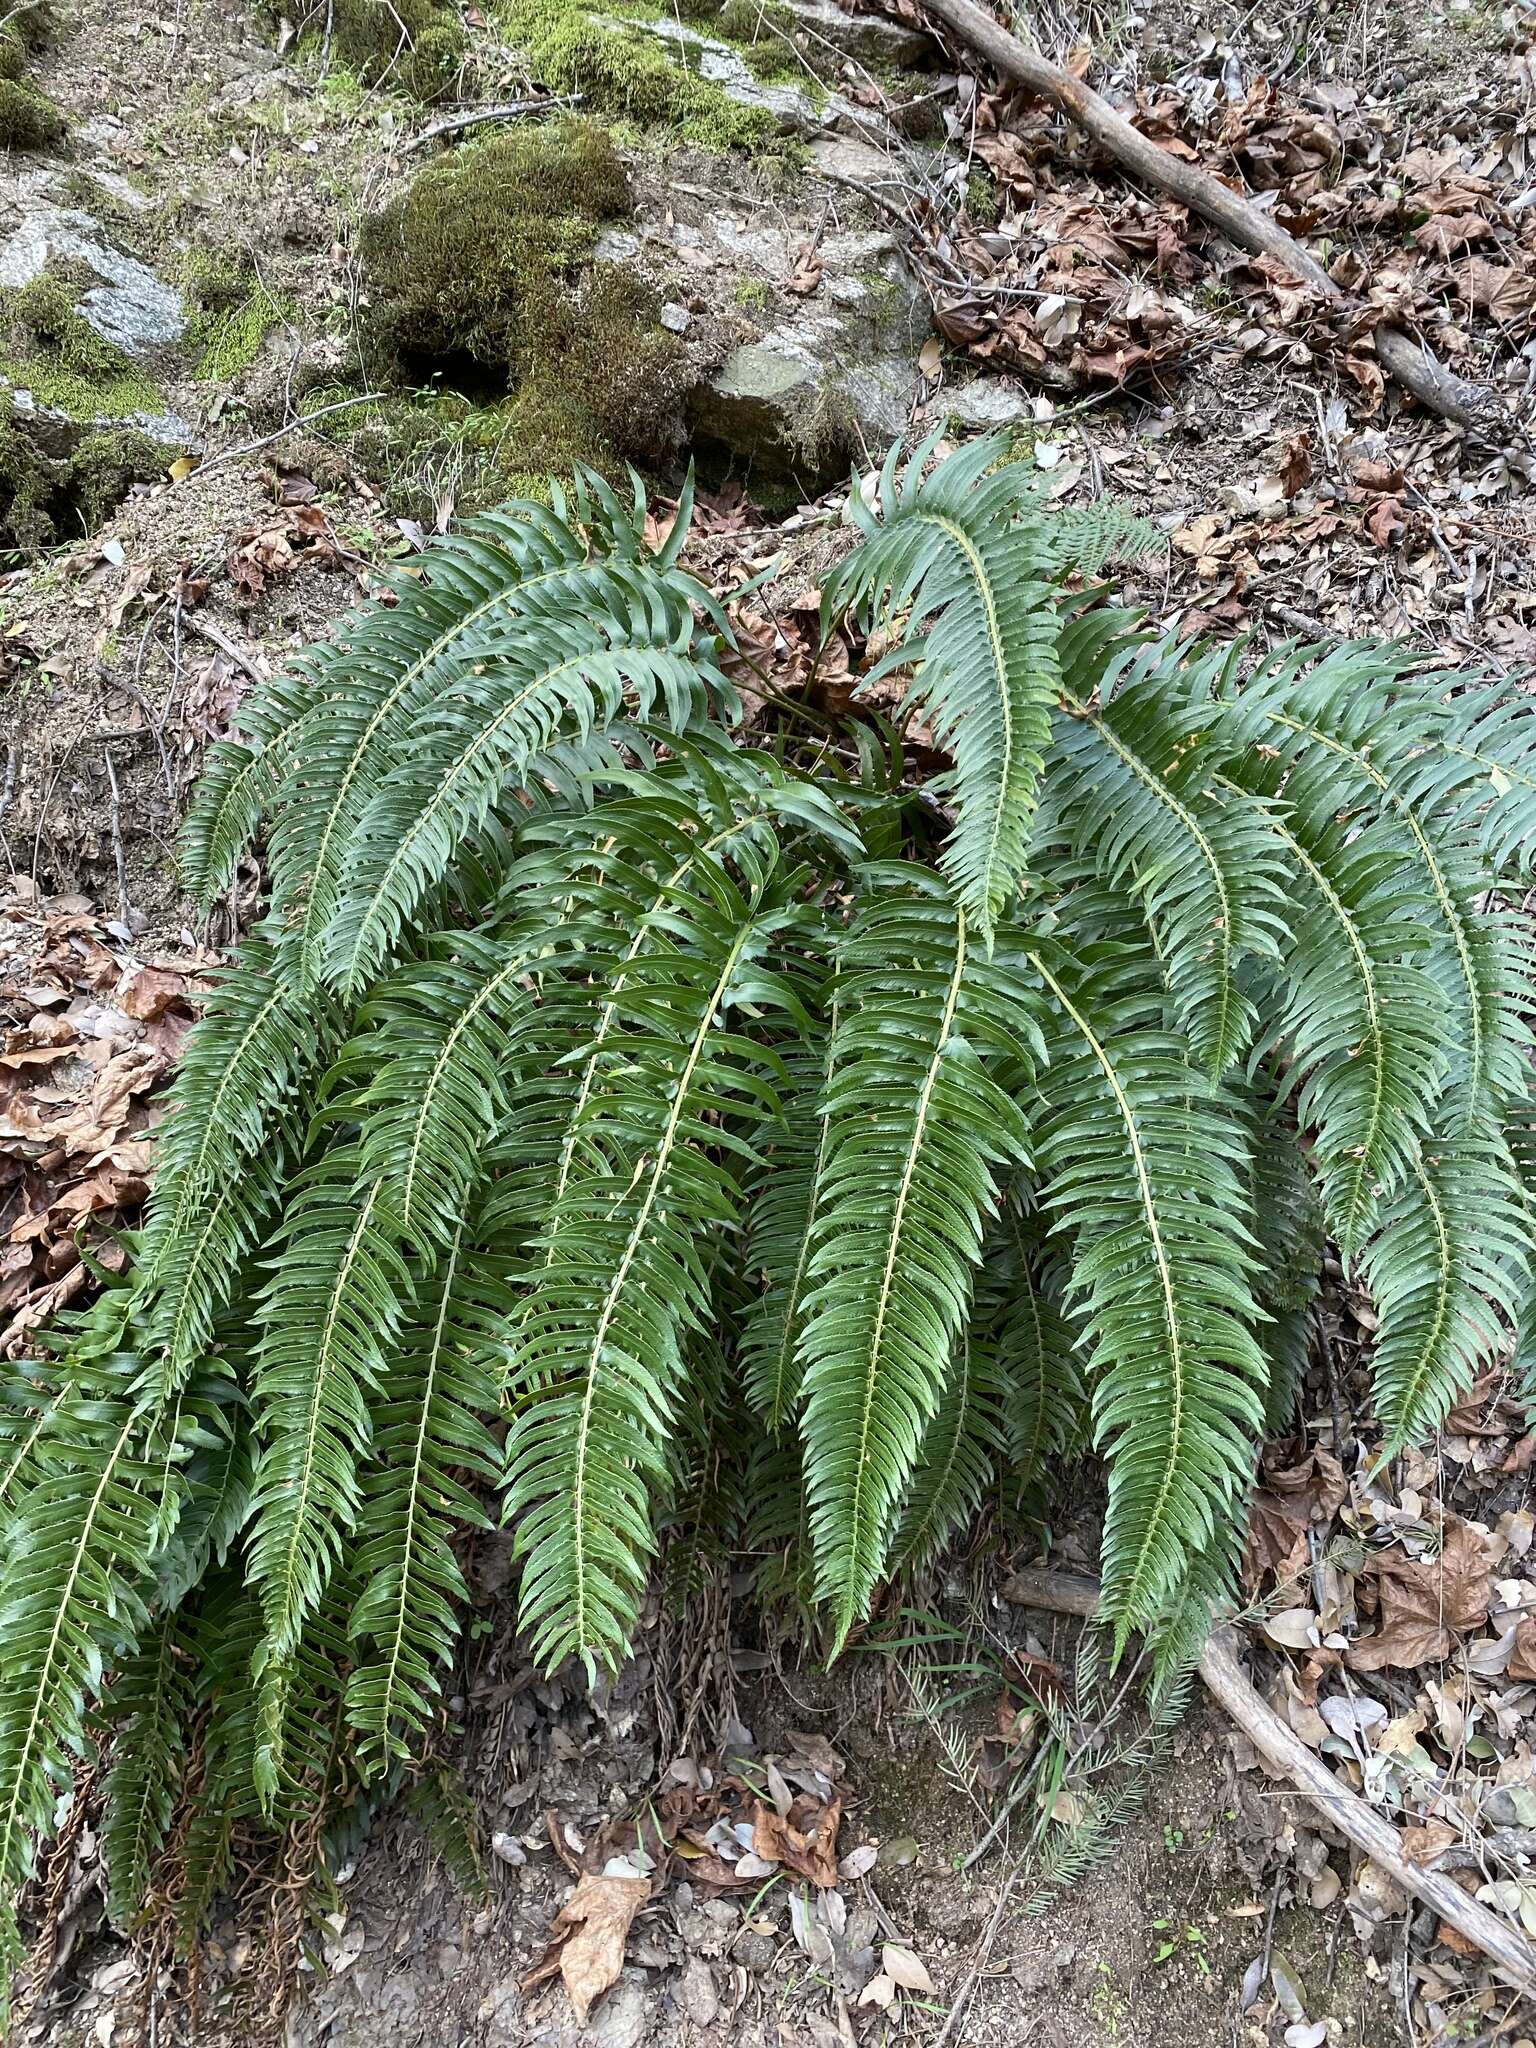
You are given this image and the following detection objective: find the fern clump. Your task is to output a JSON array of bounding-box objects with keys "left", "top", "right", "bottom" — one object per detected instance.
[{"left": 3, "top": 437, "right": 1535, "bottom": 1999}]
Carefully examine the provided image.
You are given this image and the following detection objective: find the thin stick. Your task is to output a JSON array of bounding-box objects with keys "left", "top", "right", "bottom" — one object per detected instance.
[
  {"left": 918, "top": 0, "right": 1509, "bottom": 431},
  {"left": 102, "top": 748, "right": 130, "bottom": 924},
  {"left": 193, "top": 393, "right": 387, "bottom": 473},
  {"left": 400, "top": 94, "right": 583, "bottom": 152},
  {"left": 1000, "top": 1567, "right": 1536, "bottom": 2001}
]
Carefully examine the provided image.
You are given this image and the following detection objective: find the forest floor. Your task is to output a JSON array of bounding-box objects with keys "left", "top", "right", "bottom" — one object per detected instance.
[{"left": 3, "top": 0, "right": 1536, "bottom": 2042}]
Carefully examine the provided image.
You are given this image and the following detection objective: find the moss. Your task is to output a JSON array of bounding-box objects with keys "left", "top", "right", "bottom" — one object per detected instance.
[
  {"left": 1, "top": 276, "right": 164, "bottom": 419},
  {"left": 67, "top": 427, "right": 164, "bottom": 528},
  {"left": 0, "top": 27, "right": 24, "bottom": 81},
  {"left": 733, "top": 275, "right": 771, "bottom": 311},
  {"left": 965, "top": 171, "right": 999, "bottom": 227},
  {"left": 354, "top": 120, "right": 692, "bottom": 502},
  {"left": 283, "top": 0, "right": 465, "bottom": 103},
  {"left": 0, "top": 408, "right": 163, "bottom": 556},
  {"left": 0, "top": 76, "right": 65, "bottom": 148},
  {"left": 501, "top": 0, "right": 775, "bottom": 149},
  {"left": 714, "top": 0, "right": 804, "bottom": 81},
  {"left": 361, "top": 119, "right": 631, "bottom": 367}
]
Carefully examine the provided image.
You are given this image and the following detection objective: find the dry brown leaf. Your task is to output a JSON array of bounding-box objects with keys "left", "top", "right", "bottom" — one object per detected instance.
[
  {"left": 1348, "top": 1519, "right": 1492, "bottom": 1671},
  {"left": 521, "top": 1872, "right": 649, "bottom": 2025},
  {"left": 752, "top": 1791, "right": 841, "bottom": 1887},
  {"left": 1509, "top": 1616, "right": 1536, "bottom": 1684}
]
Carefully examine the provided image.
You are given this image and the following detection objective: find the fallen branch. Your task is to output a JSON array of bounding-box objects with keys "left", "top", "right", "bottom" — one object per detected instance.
[
  {"left": 400, "top": 94, "right": 583, "bottom": 153},
  {"left": 918, "top": 0, "right": 1509, "bottom": 432},
  {"left": 1000, "top": 1566, "right": 1536, "bottom": 2004}
]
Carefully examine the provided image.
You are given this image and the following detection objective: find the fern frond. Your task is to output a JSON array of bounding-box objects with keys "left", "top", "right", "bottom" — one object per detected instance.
[
  {"left": 1363, "top": 1128, "right": 1526, "bottom": 1452},
  {"left": 246, "top": 1151, "right": 413, "bottom": 1665},
  {"left": 1220, "top": 646, "right": 1531, "bottom": 1117},
  {"left": 1241, "top": 788, "right": 1450, "bottom": 1256},
  {"left": 1050, "top": 634, "right": 1291, "bottom": 1076},
  {"left": 885, "top": 1328, "right": 1005, "bottom": 1581},
  {"left": 798, "top": 870, "right": 1037, "bottom": 1644},
  {"left": 740, "top": 1026, "right": 837, "bottom": 1434},
  {"left": 1244, "top": 1095, "right": 1324, "bottom": 1434},
  {"left": 0, "top": 1393, "right": 165, "bottom": 2004},
  {"left": 99, "top": 1610, "right": 195, "bottom": 1931},
  {"left": 1026, "top": 936, "right": 1266, "bottom": 1645},
  {"left": 507, "top": 851, "right": 812, "bottom": 1675},
  {"left": 345, "top": 1225, "right": 506, "bottom": 1772},
  {"left": 824, "top": 435, "right": 1066, "bottom": 937},
  {"left": 323, "top": 576, "right": 734, "bottom": 995},
  {"left": 980, "top": 1205, "right": 1086, "bottom": 1487}
]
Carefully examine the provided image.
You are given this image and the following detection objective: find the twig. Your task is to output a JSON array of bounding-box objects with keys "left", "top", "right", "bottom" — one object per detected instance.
[
  {"left": 917, "top": 0, "right": 1511, "bottom": 431},
  {"left": 1000, "top": 1566, "right": 1536, "bottom": 2002},
  {"left": 181, "top": 612, "right": 269, "bottom": 688},
  {"left": 400, "top": 94, "right": 583, "bottom": 152},
  {"left": 194, "top": 393, "right": 387, "bottom": 473}
]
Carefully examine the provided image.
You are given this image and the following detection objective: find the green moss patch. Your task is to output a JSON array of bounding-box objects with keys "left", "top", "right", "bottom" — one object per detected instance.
[
  {"left": 357, "top": 119, "right": 691, "bottom": 497},
  {"left": 182, "top": 256, "right": 290, "bottom": 383},
  {"left": 0, "top": 75, "right": 65, "bottom": 148},
  {"left": 0, "top": 275, "right": 163, "bottom": 419},
  {"left": 282, "top": 0, "right": 465, "bottom": 102},
  {"left": 501, "top": 0, "right": 780, "bottom": 149},
  {"left": 0, "top": 409, "right": 164, "bottom": 556}
]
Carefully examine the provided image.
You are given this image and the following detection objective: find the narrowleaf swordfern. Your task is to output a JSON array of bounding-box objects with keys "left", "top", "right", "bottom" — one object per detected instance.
[{"left": 2, "top": 435, "right": 1535, "bottom": 1997}]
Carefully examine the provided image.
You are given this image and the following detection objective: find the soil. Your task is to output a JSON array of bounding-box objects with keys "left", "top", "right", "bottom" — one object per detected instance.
[{"left": 3, "top": 0, "right": 1534, "bottom": 2043}]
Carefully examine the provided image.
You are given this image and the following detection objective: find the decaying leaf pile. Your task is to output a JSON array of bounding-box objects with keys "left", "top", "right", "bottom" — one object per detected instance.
[{"left": 875, "top": 5, "right": 1536, "bottom": 415}]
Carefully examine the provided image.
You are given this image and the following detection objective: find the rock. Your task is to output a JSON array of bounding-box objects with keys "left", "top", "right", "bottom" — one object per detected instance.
[
  {"left": 781, "top": 0, "right": 933, "bottom": 67},
  {"left": 660, "top": 301, "right": 691, "bottom": 332},
  {"left": 586, "top": 1975, "right": 652, "bottom": 2048},
  {"left": 736, "top": 1930, "right": 778, "bottom": 1973},
  {"left": 678, "top": 1956, "right": 720, "bottom": 2026},
  {"left": 0, "top": 189, "right": 185, "bottom": 358},
  {"left": 809, "top": 132, "right": 900, "bottom": 183},
  {"left": 942, "top": 376, "right": 1036, "bottom": 431}
]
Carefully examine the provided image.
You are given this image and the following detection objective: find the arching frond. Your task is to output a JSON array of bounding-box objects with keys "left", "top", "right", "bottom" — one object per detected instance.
[
  {"left": 885, "top": 1328, "right": 1006, "bottom": 1581},
  {"left": 1049, "top": 634, "right": 1291, "bottom": 1076},
  {"left": 1363, "top": 1128, "right": 1527, "bottom": 1452},
  {"left": 246, "top": 1151, "right": 413, "bottom": 1666},
  {"left": 345, "top": 1226, "right": 506, "bottom": 1772},
  {"left": 824, "top": 436, "right": 1068, "bottom": 937},
  {"left": 506, "top": 848, "right": 812, "bottom": 1676},
  {"left": 98, "top": 1609, "right": 195, "bottom": 1931},
  {"left": 1219, "top": 645, "right": 1532, "bottom": 1118},
  {"left": 1026, "top": 936, "right": 1266, "bottom": 1646},
  {"left": 797, "top": 871, "right": 1038, "bottom": 1644}
]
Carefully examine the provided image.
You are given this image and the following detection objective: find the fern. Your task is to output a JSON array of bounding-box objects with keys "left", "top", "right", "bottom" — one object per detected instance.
[{"left": 5, "top": 439, "right": 1533, "bottom": 1986}]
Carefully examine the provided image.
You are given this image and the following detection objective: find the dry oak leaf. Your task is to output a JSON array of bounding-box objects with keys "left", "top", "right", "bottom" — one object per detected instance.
[
  {"left": 752, "top": 1791, "right": 842, "bottom": 1887},
  {"left": 521, "top": 1872, "right": 650, "bottom": 2025},
  {"left": 1348, "top": 1519, "right": 1493, "bottom": 1671},
  {"left": 1509, "top": 1617, "right": 1536, "bottom": 1685}
]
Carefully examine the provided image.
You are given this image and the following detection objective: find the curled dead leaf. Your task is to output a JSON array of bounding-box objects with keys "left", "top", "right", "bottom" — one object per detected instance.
[{"left": 521, "top": 1872, "right": 649, "bottom": 2025}]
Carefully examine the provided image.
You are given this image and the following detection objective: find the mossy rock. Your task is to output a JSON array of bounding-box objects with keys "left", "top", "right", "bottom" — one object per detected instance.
[
  {"left": 0, "top": 273, "right": 164, "bottom": 419},
  {"left": 0, "top": 76, "right": 66, "bottom": 148},
  {"left": 361, "top": 119, "right": 632, "bottom": 367},
  {"left": 357, "top": 119, "right": 692, "bottom": 489},
  {"left": 0, "top": 405, "right": 163, "bottom": 555},
  {"left": 285, "top": 0, "right": 465, "bottom": 102},
  {"left": 500, "top": 0, "right": 781, "bottom": 150}
]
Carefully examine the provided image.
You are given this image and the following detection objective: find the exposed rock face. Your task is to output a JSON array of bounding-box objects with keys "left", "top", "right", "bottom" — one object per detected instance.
[{"left": 0, "top": 180, "right": 186, "bottom": 359}]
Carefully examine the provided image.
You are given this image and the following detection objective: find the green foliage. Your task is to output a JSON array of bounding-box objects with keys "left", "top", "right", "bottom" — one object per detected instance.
[
  {"left": 3, "top": 435, "right": 1534, "bottom": 2003},
  {"left": 500, "top": 0, "right": 778, "bottom": 149},
  {"left": 0, "top": 76, "right": 64, "bottom": 148}
]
